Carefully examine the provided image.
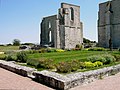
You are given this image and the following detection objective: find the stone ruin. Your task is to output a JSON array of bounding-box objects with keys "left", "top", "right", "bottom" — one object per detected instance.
[
  {"left": 98, "top": 0, "right": 120, "bottom": 48},
  {"left": 40, "top": 3, "right": 83, "bottom": 49}
]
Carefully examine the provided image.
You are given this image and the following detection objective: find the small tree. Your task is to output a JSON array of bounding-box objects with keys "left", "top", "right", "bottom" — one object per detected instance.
[
  {"left": 13, "top": 39, "right": 21, "bottom": 46},
  {"left": 83, "top": 38, "right": 91, "bottom": 43}
]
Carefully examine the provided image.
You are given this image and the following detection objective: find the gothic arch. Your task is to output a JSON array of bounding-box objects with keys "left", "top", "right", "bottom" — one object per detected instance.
[{"left": 70, "top": 7, "right": 74, "bottom": 21}]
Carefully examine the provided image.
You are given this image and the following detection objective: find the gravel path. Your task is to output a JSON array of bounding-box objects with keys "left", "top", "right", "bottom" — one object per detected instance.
[
  {"left": 70, "top": 72, "right": 120, "bottom": 90},
  {"left": 0, "top": 67, "right": 53, "bottom": 90}
]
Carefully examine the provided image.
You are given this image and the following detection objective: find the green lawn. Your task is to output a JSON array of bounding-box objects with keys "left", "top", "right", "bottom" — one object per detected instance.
[
  {"left": 28, "top": 50, "right": 108, "bottom": 64},
  {"left": 0, "top": 46, "right": 19, "bottom": 52}
]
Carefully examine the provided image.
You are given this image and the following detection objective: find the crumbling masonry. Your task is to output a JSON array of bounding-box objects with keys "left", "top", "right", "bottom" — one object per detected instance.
[
  {"left": 98, "top": 0, "right": 120, "bottom": 48},
  {"left": 40, "top": 3, "right": 83, "bottom": 49}
]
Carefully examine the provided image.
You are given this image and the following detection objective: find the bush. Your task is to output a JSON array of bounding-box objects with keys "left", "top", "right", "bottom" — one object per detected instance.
[
  {"left": 27, "top": 58, "right": 40, "bottom": 67},
  {"left": 88, "top": 55, "right": 106, "bottom": 63},
  {"left": 17, "top": 51, "right": 28, "bottom": 62},
  {"left": 56, "top": 61, "right": 72, "bottom": 73},
  {"left": 56, "top": 60, "right": 84, "bottom": 73},
  {"left": 87, "top": 54, "right": 116, "bottom": 64},
  {"left": 94, "top": 61, "right": 103, "bottom": 67},
  {"left": 87, "top": 47, "right": 105, "bottom": 51},
  {"left": 84, "top": 62, "right": 95, "bottom": 68},
  {"left": 38, "top": 59, "right": 55, "bottom": 69},
  {"left": 27, "top": 58, "right": 55, "bottom": 69},
  {"left": 75, "top": 44, "right": 83, "bottom": 50},
  {"left": 47, "top": 48, "right": 56, "bottom": 53},
  {"left": 103, "top": 54, "right": 116, "bottom": 64},
  {"left": 56, "top": 49, "right": 65, "bottom": 52},
  {"left": 0, "top": 54, "right": 6, "bottom": 60},
  {"left": 113, "top": 54, "right": 120, "bottom": 61},
  {"left": 22, "top": 50, "right": 39, "bottom": 54},
  {"left": 5, "top": 55, "right": 13, "bottom": 61},
  {"left": 5, "top": 55, "right": 16, "bottom": 61},
  {"left": 39, "top": 48, "right": 47, "bottom": 53}
]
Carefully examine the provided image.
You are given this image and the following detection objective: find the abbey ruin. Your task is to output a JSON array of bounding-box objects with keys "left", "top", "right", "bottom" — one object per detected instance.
[
  {"left": 40, "top": 3, "right": 83, "bottom": 49},
  {"left": 98, "top": 0, "right": 120, "bottom": 48}
]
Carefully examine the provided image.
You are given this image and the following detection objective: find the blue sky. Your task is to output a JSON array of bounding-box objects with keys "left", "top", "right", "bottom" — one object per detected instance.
[{"left": 0, "top": 0, "right": 108, "bottom": 44}]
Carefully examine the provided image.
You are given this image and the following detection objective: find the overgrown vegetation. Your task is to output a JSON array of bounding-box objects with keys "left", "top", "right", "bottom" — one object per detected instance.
[
  {"left": 87, "top": 54, "right": 116, "bottom": 64},
  {"left": 16, "top": 52, "right": 28, "bottom": 62},
  {"left": 1, "top": 46, "right": 120, "bottom": 73}
]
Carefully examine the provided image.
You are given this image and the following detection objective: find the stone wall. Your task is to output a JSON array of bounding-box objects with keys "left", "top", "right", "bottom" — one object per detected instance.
[
  {"left": 0, "top": 60, "right": 36, "bottom": 77},
  {"left": 98, "top": 0, "right": 120, "bottom": 48},
  {"left": 1, "top": 60, "right": 120, "bottom": 90},
  {"left": 40, "top": 3, "right": 83, "bottom": 49},
  {"left": 40, "top": 15, "right": 57, "bottom": 47},
  {"left": 33, "top": 65, "right": 120, "bottom": 90}
]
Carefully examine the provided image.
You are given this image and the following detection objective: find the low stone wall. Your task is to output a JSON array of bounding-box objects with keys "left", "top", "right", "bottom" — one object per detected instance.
[
  {"left": 0, "top": 60, "right": 120, "bottom": 90},
  {"left": 0, "top": 60, "right": 36, "bottom": 77},
  {"left": 33, "top": 65, "right": 120, "bottom": 90}
]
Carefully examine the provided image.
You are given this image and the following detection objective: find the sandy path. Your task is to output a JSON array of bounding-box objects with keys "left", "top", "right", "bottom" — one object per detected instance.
[
  {"left": 0, "top": 67, "right": 53, "bottom": 90},
  {"left": 1, "top": 67, "right": 120, "bottom": 90},
  {"left": 70, "top": 72, "right": 120, "bottom": 90}
]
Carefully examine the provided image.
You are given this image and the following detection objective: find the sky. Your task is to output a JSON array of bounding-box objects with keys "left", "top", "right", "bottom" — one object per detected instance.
[{"left": 0, "top": 0, "right": 108, "bottom": 44}]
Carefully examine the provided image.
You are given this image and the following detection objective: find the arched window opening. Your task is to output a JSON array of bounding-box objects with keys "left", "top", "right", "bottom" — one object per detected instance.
[
  {"left": 70, "top": 7, "right": 74, "bottom": 21},
  {"left": 48, "top": 21, "right": 51, "bottom": 28},
  {"left": 49, "top": 31, "right": 52, "bottom": 42}
]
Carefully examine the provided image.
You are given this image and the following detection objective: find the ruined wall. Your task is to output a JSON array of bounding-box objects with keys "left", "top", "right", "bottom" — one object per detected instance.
[
  {"left": 58, "top": 3, "right": 83, "bottom": 49},
  {"left": 111, "top": 0, "right": 120, "bottom": 48},
  {"left": 40, "top": 15, "right": 57, "bottom": 47},
  {"left": 40, "top": 3, "right": 83, "bottom": 49},
  {"left": 98, "top": 0, "right": 120, "bottom": 48}
]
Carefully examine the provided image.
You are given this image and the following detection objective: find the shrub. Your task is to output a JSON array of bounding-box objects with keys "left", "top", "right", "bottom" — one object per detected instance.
[
  {"left": 96, "top": 48, "right": 105, "bottom": 51},
  {"left": 56, "top": 60, "right": 84, "bottom": 73},
  {"left": 84, "top": 62, "right": 95, "bottom": 68},
  {"left": 94, "top": 61, "right": 103, "bottom": 67},
  {"left": 5, "top": 54, "right": 16, "bottom": 61},
  {"left": 38, "top": 59, "right": 55, "bottom": 69},
  {"left": 103, "top": 54, "right": 116, "bottom": 64},
  {"left": 87, "top": 54, "right": 115, "bottom": 65},
  {"left": 56, "top": 49, "right": 65, "bottom": 52},
  {"left": 113, "top": 54, "right": 120, "bottom": 61},
  {"left": 27, "top": 58, "right": 55, "bottom": 69},
  {"left": 17, "top": 51, "right": 28, "bottom": 62},
  {"left": 69, "top": 60, "right": 84, "bottom": 71},
  {"left": 75, "top": 44, "right": 83, "bottom": 50},
  {"left": 0, "top": 54, "right": 6, "bottom": 60},
  {"left": 56, "top": 61, "right": 71, "bottom": 73},
  {"left": 22, "top": 50, "right": 39, "bottom": 54},
  {"left": 88, "top": 47, "right": 105, "bottom": 51},
  {"left": 88, "top": 55, "right": 106, "bottom": 63},
  {"left": 39, "top": 48, "right": 47, "bottom": 53},
  {"left": 27, "top": 58, "right": 39, "bottom": 67},
  {"left": 47, "top": 48, "right": 56, "bottom": 53},
  {"left": 5, "top": 55, "right": 13, "bottom": 61}
]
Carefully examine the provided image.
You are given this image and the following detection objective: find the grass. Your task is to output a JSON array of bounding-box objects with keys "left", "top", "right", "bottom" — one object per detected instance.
[
  {"left": 0, "top": 46, "right": 120, "bottom": 73},
  {"left": 28, "top": 50, "right": 108, "bottom": 64},
  {"left": 0, "top": 46, "right": 19, "bottom": 52}
]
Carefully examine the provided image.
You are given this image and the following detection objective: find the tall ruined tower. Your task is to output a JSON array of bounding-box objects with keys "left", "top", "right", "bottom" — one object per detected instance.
[
  {"left": 98, "top": 0, "right": 120, "bottom": 48},
  {"left": 40, "top": 3, "right": 83, "bottom": 49}
]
